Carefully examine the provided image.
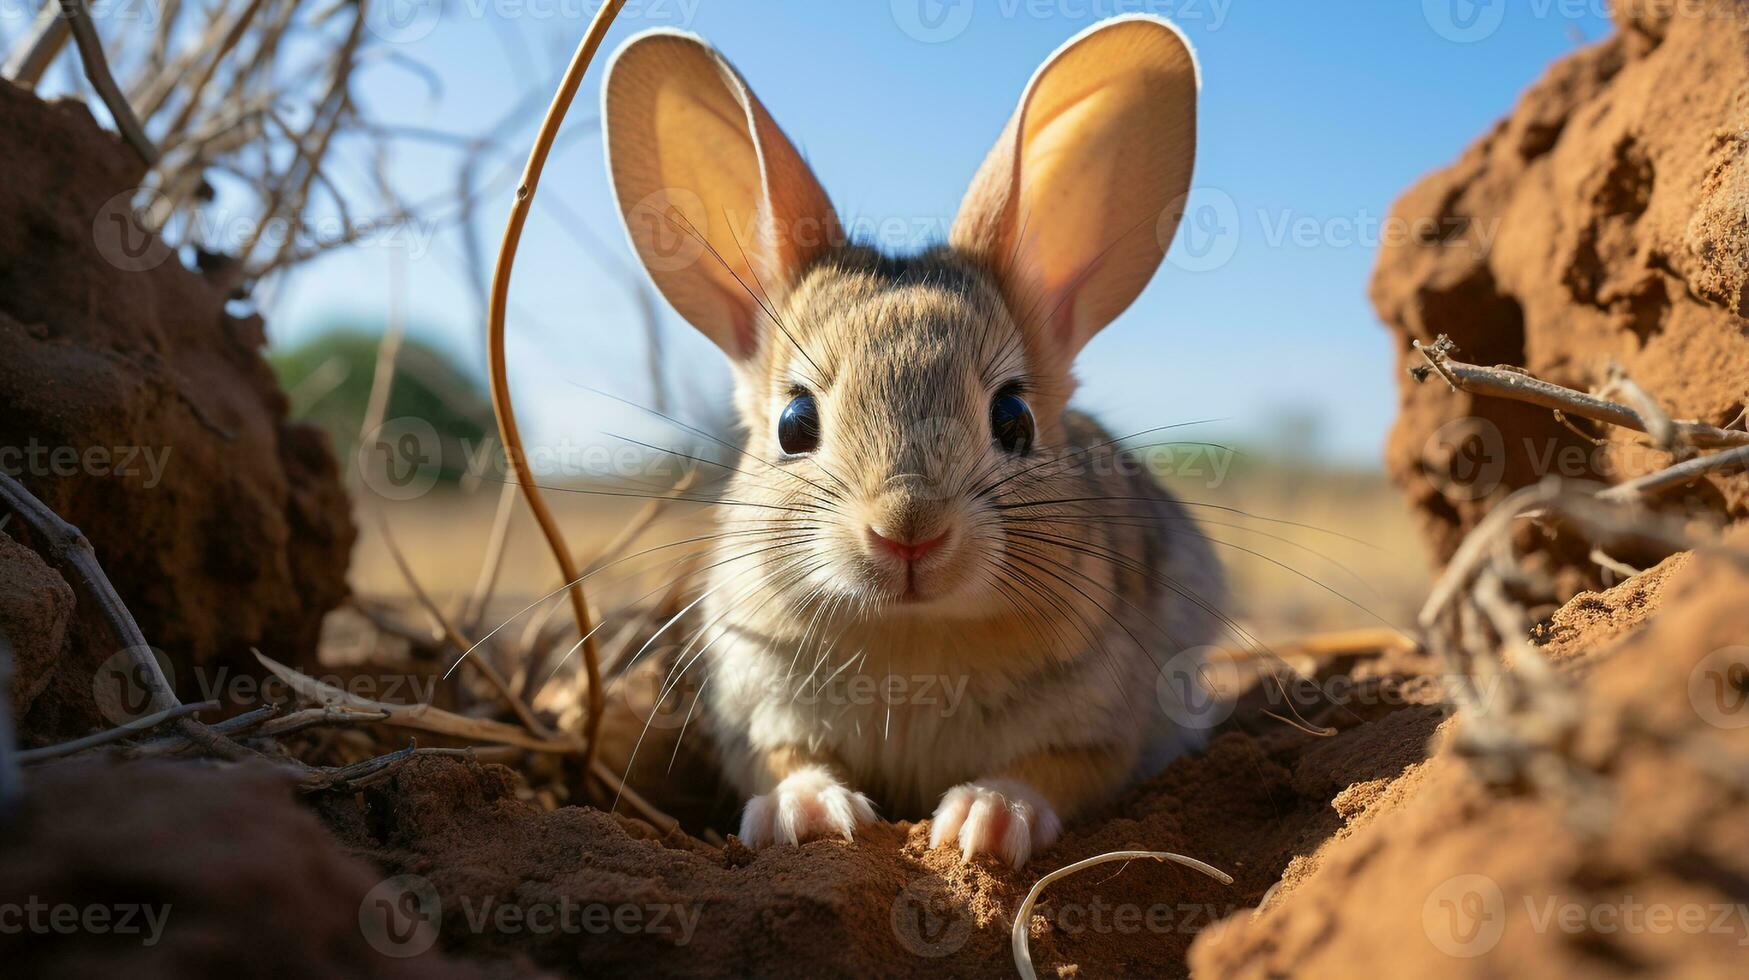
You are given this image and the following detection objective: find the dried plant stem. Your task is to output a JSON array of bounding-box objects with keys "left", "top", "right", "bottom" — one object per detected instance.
[
  {"left": 157, "top": 0, "right": 267, "bottom": 139},
  {"left": 353, "top": 284, "right": 407, "bottom": 490},
  {"left": 373, "top": 511, "right": 557, "bottom": 741},
  {"left": 1011, "top": 851, "right": 1232, "bottom": 980},
  {"left": 2, "top": 6, "right": 69, "bottom": 88},
  {"left": 257, "top": 650, "right": 577, "bottom": 753},
  {"left": 522, "top": 469, "right": 700, "bottom": 705},
  {"left": 56, "top": 0, "right": 160, "bottom": 166},
  {"left": 1411, "top": 337, "right": 1749, "bottom": 449},
  {"left": 460, "top": 480, "right": 518, "bottom": 632},
  {"left": 0, "top": 473, "right": 178, "bottom": 714},
  {"left": 18, "top": 701, "right": 221, "bottom": 764},
  {"left": 250, "top": 649, "right": 677, "bottom": 830},
  {"left": 1600, "top": 444, "right": 1749, "bottom": 501},
  {"left": 486, "top": 0, "right": 629, "bottom": 777}
]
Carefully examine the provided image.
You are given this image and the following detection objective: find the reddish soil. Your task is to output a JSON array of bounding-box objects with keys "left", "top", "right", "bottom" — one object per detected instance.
[
  {"left": 0, "top": 79, "right": 354, "bottom": 738},
  {"left": 1375, "top": 1, "right": 1749, "bottom": 568}
]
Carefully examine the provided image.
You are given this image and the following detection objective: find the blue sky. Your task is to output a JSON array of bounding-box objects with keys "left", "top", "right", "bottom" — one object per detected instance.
[{"left": 260, "top": 0, "right": 1611, "bottom": 463}]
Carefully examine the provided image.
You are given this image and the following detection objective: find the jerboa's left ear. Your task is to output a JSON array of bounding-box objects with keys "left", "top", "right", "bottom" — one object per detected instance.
[
  {"left": 950, "top": 15, "right": 1199, "bottom": 359},
  {"left": 603, "top": 29, "right": 841, "bottom": 362}
]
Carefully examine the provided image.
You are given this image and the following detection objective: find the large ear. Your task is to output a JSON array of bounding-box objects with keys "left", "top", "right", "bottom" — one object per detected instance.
[
  {"left": 603, "top": 30, "right": 841, "bottom": 361},
  {"left": 950, "top": 15, "right": 1199, "bottom": 359}
]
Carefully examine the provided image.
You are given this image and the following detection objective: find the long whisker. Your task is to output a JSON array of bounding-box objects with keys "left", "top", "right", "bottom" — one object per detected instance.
[
  {"left": 473, "top": 473, "right": 820, "bottom": 515},
  {"left": 970, "top": 421, "right": 1228, "bottom": 500},
  {"left": 604, "top": 431, "right": 843, "bottom": 512},
  {"left": 570, "top": 381, "right": 853, "bottom": 498},
  {"left": 445, "top": 524, "right": 803, "bottom": 678},
  {"left": 995, "top": 494, "right": 1383, "bottom": 551}
]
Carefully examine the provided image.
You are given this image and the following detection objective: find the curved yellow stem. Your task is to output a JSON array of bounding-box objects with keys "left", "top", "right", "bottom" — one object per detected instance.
[{"left": 486, "top": 0, "right": 629, "bottom": 776}]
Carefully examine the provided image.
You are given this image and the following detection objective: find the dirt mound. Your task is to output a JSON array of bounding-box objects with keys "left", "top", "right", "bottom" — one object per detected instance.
[
  {"left": 0, "top": 759, "right": 498, "bottom": 979},
  {"left": 0, "top": 79, "right": 354, "bottom": 737},
  {"left": 1189, "top": 529, "right": 1749, "bottom": 978},
  {"left": 1373, "top": 1, "right": 1749, "bottom": 565}
]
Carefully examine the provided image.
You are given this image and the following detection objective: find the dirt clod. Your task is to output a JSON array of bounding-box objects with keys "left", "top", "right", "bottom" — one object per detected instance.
[{"left": 0, "top": 78, "right": 354, "bottom": 739}]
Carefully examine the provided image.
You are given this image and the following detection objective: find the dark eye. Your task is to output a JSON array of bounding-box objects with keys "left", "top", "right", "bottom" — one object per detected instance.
[
  {"left": 777, "top": 391, "right": 821, "bottom": 456},
  {"left": 990, "top": 387, "right": 1034, "bottom": 456}
]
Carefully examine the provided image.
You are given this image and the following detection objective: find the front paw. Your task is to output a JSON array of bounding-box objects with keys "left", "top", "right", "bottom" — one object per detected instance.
[
  {"left": 738, "top": 765, "right": 877, "bottom": 849},
  {"left": 929, "top": 779, "right": 1062, "bottom": 868}
]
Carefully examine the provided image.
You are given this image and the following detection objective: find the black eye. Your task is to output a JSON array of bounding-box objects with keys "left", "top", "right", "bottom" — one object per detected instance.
[
  {"left": 990, "top": 387, "right": 1034, "bottom": 456},
  {"left": 777, "top": 392, "right": 821, "bottom": 456}
]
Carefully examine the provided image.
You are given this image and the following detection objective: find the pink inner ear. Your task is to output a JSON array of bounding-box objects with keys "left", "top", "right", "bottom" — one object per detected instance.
[
  {"left": 702, "top": 273, "right": 760, "bottom": 361},
  {"left": 1048, "top": 289, "right": 1079, "bottom": 351},
  {"left": 727, "top": 300, "right": 758, "bottom": 361}
]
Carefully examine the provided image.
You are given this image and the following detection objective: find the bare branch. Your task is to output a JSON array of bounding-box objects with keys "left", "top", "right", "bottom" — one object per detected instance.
[
  {"left": 18, "top": 701, "right": 220, "bottom": 764},
  {"left": 0, "top": 472, "right": 178, "bottom": 714},
  {"left": 1410, "top": 337, "right": 1749, "bottom": 449},
  {"left": 1600, "top": 444, "right": 1749, "bottom": 501},
  {"left": 56, "top": 0, "right": 160, "bottom": 166},
  {"left": 2, "top": 6, "right": 69, "bottom": 88}
]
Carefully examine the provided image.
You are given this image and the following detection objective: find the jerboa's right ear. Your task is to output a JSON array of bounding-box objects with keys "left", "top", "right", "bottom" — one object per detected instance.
[
  {"left": 603, "top": 29, "right": 841, "bottom": 362},
  {"left": 951, "top": 16, "right": 1199, "bottom": 362}
]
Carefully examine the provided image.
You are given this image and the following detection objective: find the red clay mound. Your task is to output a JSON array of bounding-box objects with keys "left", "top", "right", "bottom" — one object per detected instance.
[
  {"left": 0, "top": 79, "right": 354, "bottom": 738},
  {"left": 0, "top": 760, "right": 497, "bottom": 979},
  {"left": 1189, "top": 529, "right": 1749, "bottom": 979},
  {"left": 1373, "top": 1, "right": 1749, "bottom": 566}
]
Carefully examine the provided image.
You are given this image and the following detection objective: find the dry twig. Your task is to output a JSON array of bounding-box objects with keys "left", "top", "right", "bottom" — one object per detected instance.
[
  {"left": 1011, "top": 851, "right": 1232, "bottom": 980},
  {"left": 0, "top": 472, "right": 178, "bottom": 714},
  {"left": 18, "top": 701, "right": 221, "bottom": 764},
  {"left": 56, "top": 0, "right": 160, "bottom": 165},
  {"left": 1411, "top": 337, "right": 1749, "bottom": 449},
  {"left": 485, "top": 0, "right": 630, "bottom": 777},
  {"left": 1412, "top": 338, "right": 1749, "bottom": 831},
  {"left": 253, "top": 650, "right": 677, "bottom": 830}
]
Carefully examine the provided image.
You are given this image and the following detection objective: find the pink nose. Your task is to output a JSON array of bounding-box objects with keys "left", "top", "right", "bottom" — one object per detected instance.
[{"left": 868, "top": 528, "right": 949, "bottom": 562}]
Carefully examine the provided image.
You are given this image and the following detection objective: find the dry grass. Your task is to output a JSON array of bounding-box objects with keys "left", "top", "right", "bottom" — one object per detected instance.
[{"left": 348, "top": 462, "right": 1430, "bottom": 648}]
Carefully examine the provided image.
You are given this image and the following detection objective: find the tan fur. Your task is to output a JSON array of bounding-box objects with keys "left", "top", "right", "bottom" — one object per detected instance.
[{"left": 603, "top": 17, "right": 1219, "bottom": 865}]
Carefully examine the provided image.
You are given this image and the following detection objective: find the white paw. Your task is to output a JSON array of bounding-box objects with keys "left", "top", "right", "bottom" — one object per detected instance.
[
  {"left": 738, "top": 766, "right": 877, "bottom": 849},
  {"left": 929, "top": 778, "right": 1062, "bottom": 869}
]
